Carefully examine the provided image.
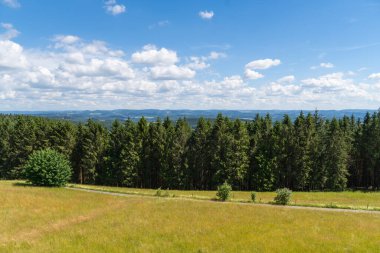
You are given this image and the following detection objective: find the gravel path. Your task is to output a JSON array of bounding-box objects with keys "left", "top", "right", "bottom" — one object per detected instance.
[{"left": 66, "top": 187, "right": 380, "bottom": 214}]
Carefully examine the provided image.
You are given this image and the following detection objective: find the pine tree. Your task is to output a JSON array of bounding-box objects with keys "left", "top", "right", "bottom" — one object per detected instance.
[
  {"left": 208, "top": 113, "right": 231, "bottom": 188},
  {"left": 187, "top": 117, "right": 211, "bottom": 189},
  {"left": 145, "top": 118, "right": 165, "bottom": 188},
  {"left": 274, "top": 114, "right": 295, "bottom": 188},
  {"left": 72, "top": 119, "right": 108, "bottom": 184},
  {"left": 225, "top": 119, "right": 249, "bottom": 189},
  {"left": 324, "top": 118, "right": 349, "bottom": 190},
  {"left": 7, "top": 116, "right": 36, "bottom": 178},
  {"left": 136, "top": 117, "right": 149, "bottom": 188},
  {"left": 248, "top": 114, "right": 276, "bottom": 191},
  {"left": 292, "top": 112, "right": 312, "bottom": 190}
]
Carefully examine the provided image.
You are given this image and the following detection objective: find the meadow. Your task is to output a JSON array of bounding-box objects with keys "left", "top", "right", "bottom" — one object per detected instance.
[
  {"left": 71, "top": 183, "right": 380, "bottom": 210},
  {"left": 1, "top": 181, "right": 380, "bottom": 253}
]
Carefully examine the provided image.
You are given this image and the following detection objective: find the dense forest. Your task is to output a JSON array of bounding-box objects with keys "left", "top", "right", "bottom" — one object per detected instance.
[{"left": 1, "top": 111, "right": 380, "bottom": 191}]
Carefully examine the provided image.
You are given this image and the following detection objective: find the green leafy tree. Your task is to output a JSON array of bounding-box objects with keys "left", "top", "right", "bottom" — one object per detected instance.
[{"left": 24, "top": 149, "right": 72, "bottom": 187}]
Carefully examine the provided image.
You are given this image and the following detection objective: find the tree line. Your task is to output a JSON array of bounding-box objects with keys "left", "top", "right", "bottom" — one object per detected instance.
[{"left": 1, "top": 111, "right": 380, "bottom": 191}]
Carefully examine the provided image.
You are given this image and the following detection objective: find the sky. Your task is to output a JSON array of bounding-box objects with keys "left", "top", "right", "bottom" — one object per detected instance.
[{"left": 1, "top": 0, "right": 380, "bottom": 110}]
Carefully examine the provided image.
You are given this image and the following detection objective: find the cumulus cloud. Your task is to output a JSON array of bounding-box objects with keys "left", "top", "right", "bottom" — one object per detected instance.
[
  {"left": 320, "top": 62, "right": 334, "bottom": 68},
  {"left": 0, "top": 40, "right": 28, "bottom": 69},
  {"left": 245, "top": 59, "right": 281, "bottom": 70},
  {"left": 150, "top": 65, "right": 195, "bottom": 80},
  {"left": 131, "top": 45, "right": 178, "bottom": 65},
  {"left": 368, "top": 73, "right": 380, "bottom": 79},
  {"left": 244, "top": 69, "right": 264, "bottom": 80},
  {"left": 1, "top": 0, "right": 20, "bottom": 8},
  {"left": 104, "top": 0, "right": 126, "bottom": 16},
  {"left": 244, "top": 58, "right": 281, "bottom": 80},
  {"left": 0, "top": 23, "right": 20, "bottom": 40},
  {"left": 185, "top": 51, "right": 226, "bottom": 70},
  {"left": 311, "top": 62, "right": 335, "bottom": 70},
  {"left": 186, "top": 57, "right": 210, "bottom": 70},
  {"left": 53, "top": 35, "right": 80, "bottom": 44},
  {"left": 199, "top": 10, "right": 214, "bottom": 20},
  {"left": 208, "top": 51, "right": 226, "bottom": 60},
  {"left": 1, "top": 29, "right": 380, "bottom": 110},
  {"left": 277, "top": 75, "right": 295, "bottom": 83}
]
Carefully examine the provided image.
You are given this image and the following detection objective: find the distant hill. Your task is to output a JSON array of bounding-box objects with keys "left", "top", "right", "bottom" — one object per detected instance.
[{"left": 1, "top": 109, "right": 377, "bottom": 127}]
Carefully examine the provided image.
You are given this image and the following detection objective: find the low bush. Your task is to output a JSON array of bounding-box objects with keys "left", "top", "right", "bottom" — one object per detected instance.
[
  {"left": 24, "top": 149, "right": 72, "bottom": 187},
  {"left": 251, "top": 192, "right": 257, "bottom": 202},
  {"left": 155, "top": 187, "right": 162, "bottom": 197},
  {"left": 274, "top": 188, "right": 292, "bottom": 205},
  {"left": 216, "top": 182, "right": 232, "bottom": 201}
]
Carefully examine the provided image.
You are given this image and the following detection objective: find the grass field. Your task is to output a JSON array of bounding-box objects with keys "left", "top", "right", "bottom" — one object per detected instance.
[
  {"left": 70, "top": 183, "right": 380, "bottom": 210},
  {"left": 1, "top": 181, "right": 380, "bottom": 252}
]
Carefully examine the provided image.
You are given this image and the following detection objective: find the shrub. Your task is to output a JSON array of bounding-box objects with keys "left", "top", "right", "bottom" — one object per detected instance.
[
  {"left": 163, "top": 188, "right": 170, "bottom": 197},
  {"left": 274, "top": 188, "right": 292, "bottom": 205},
  {"left": 155, "top": 188, "right": 170, "bottom": 197},
  {"left": 251, "top": 192, "right": 257, "bottom": 202},
  {"left": 216, "top": 182, "right": 232, "bottom": 201},
  {"left": 155, "top": 187, "right": 162, "bottom": 197},
  {"left": 24, "top": 149, "right": 72, "bottom": 187}
]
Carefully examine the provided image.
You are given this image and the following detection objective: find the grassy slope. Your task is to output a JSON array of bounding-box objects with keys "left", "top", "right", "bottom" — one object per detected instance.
[
  {"left": 71, "top": 184, "right": 380, "bottom": 210},
  {"left": 1, "top": 181, "right": 380, "bottom": 253}
]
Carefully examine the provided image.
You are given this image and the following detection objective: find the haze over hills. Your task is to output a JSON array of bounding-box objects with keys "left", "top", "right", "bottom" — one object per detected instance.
[{"left": 1, "top": 109, "right": 377, "bottom": 127}]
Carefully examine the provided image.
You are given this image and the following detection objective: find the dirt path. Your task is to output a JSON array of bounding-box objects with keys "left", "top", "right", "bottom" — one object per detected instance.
[{"left": 66, "top": 187, "right": 380, "bottom": 215}]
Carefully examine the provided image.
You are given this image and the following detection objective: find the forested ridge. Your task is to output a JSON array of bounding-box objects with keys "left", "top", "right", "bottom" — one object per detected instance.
[{"left": 1, "top": 111, "right": 380, "bottom": 191}]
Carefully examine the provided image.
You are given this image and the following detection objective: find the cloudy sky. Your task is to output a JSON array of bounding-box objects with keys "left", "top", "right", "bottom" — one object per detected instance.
[{"left": 1, "top": 0, "right": 380, "bottom": 110}]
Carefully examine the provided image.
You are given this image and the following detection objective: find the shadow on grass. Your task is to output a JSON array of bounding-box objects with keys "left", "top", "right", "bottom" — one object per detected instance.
[
  {"left": 12, "top": 181, "right": 62, "bottom": 188},
  {"left": 13, "top": 182, "right": 32, "bottom": 187}
]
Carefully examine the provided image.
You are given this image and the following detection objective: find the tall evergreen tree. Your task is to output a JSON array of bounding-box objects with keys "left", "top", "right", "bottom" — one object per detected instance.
[
  {"left": 324, "top": 118, "right": 349, "bottom": 190},
  {"left": 187, "top": 117, "right": 211, "bottom": 189}
]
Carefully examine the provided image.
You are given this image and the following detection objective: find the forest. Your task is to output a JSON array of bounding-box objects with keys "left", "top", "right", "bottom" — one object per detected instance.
[{"left": 0, "top": 111, "right": 380, "bottom": 191}]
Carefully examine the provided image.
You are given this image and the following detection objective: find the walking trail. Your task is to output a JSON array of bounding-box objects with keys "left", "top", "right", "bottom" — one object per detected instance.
[{"left": 66, "top": 187, "right": 380, "bottom": 214}]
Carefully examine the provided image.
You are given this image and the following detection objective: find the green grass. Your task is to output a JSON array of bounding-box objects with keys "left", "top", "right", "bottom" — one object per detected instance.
[
  {"left": 70, "top": 183, "right": 380, "bottom": 210},
  {"left": 2, "top": 180, "right": 380, "bottom": 252}
]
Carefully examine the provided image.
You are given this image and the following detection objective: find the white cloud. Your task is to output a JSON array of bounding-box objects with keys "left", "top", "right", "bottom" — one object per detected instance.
[
  {"left": 0, "top": 40, "right": 28, "bottom": 69},
  {"left": 265, "top": 82, "right": 301, "bottom": 97},
  {"left": 245, "top": 69, "right": 264, "bottom": 80},
  {"left": 132, "top": 45, "right": 178, "bottom": 65},
  {"left": 185, "top": 51, "right": 226, "bottom": 70},
  {"left": 186, "top": 57, "right": 210, "bottom": 70},
  {"left": 53, "top": 35, "right": 80, "bottom": 44},
  {"left": 199, "top": 10, "right": 214, "bottom": 20},
  {"left": 245, "top": 59, "right": 281, "bottom": 70},
  {"left": 368, "top": 73, "right": 380, "bottom": 79},
  {"left": 1, "top": 0, "right": 20, "bottom": 8},
  {"left": 320, "top": 62, "right": 334, "bottom": 68},
  {"left": 244, "top": 58, "right": 280, "bottom": 80},
  {"left": 104, "top": 0, "right": 126, "bottom": 16},
  {"left": 302, "top": 72, "right": 348, "bottom": 89},
  {"left": 277, "top": 75, "right": 295, "bottom": 83},
  {"left": 2, "top": 29, "right": 380, "bottom": 110},
  {"left": 311, "top": 62, "right": 335, "bottom": 70},
  {"left": 150, "top": 65, "right": 195, "bottom": 80},
  {"left": 209, "top": 51, "right": 226, "bottom": 60},
  {"left": 0, "top": 23, "right": 20, "bottom": 40}
]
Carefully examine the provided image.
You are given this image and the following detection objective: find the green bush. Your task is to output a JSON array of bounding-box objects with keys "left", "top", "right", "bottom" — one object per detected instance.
[
  {"left": 24, "top": 149, "right": 72, "bottom": 187},
  {"left": 216, "top": 182, "right": 232, "bottom": 201},
  {"left": 155, "top": 188, "right": 170, "bottom": 197},
  {"left": 251, "top": 192, "right": 257, "bottom": 202},
  {"left": 274, "top": 188, "right": 292, "bottom": 205},
  {"left": 155, "top": 187, "right": 162, "bottom": 197}
]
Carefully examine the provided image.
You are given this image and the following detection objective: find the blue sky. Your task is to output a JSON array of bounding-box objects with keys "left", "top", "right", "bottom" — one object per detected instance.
[{"left": 1, "top": 0, "right": 380, "bottom": 110}]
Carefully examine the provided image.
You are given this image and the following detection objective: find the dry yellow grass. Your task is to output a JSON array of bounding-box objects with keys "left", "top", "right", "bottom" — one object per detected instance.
[{"left": 1, "top": 181, "right": 380, "bottom": 252}]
